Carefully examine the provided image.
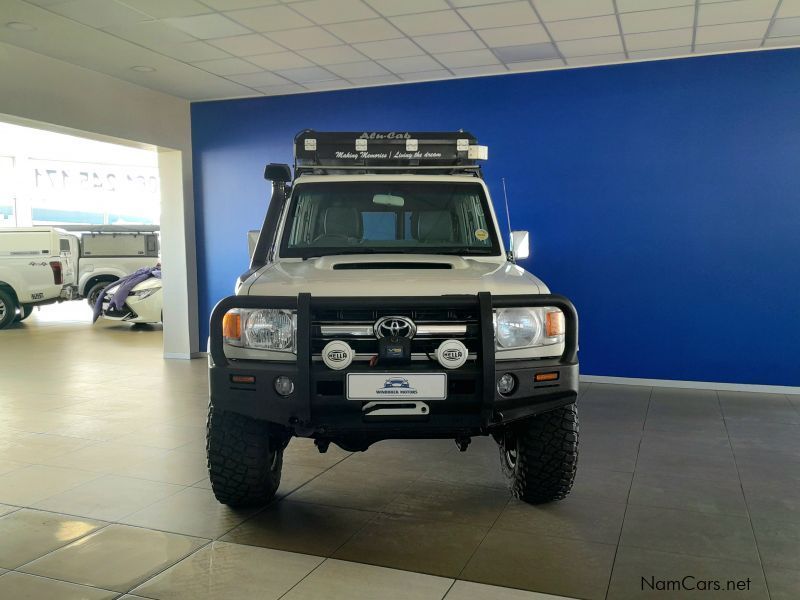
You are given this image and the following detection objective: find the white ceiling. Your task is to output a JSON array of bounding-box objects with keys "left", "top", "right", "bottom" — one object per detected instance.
[{"left": 1, "top": 0, "right": 799, "bottom": 101}]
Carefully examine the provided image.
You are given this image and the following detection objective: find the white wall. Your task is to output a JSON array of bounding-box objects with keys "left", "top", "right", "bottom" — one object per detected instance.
[{"left": 0, "top": 41, "right": 199, "bottom": 357}]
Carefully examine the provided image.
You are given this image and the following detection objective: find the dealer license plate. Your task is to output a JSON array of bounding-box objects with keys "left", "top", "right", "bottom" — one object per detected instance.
[{"left": 346, "top": 373, "right": 447, "bottom": 401}]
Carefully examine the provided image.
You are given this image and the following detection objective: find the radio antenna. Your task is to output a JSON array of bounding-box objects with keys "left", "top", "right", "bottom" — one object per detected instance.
[{"left": 501, "top": 177, "right": 513, "bottom": 246}]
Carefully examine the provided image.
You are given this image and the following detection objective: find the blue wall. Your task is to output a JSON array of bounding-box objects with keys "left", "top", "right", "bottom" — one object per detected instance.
[{"left": 191, "top": 49, "right": 800, "bottom": 386}]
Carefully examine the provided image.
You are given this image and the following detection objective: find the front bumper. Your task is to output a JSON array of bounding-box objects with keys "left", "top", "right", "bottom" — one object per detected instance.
[{"left": 208, "top": 293, "right": 578, "bottom": 443}]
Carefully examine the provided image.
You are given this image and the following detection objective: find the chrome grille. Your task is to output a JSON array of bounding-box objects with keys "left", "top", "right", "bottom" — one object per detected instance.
[{"left": 311, "top": 307, "right": 478, "bottom": 357}]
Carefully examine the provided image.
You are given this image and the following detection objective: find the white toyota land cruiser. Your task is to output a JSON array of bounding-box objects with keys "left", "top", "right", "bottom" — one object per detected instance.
[{"left": 207, "top": 131, "right": 579, "bottom": 507}]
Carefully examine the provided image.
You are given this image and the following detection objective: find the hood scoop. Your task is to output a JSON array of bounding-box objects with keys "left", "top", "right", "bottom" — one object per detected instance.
[
  {"left": 333, "top": 262, "right": 452, "bottom": 270},
  {"left": 315, "top": 254, "right": 470, "bottom": 271}
]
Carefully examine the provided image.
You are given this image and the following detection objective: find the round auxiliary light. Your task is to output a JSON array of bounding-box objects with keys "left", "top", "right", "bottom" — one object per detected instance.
[
  {"left": 497, "top": 373, "right": 516, "bottom": 396},
  {"left": 322, "top": 340, "right": 353, "bottom": 370},
  {"left": 435, "top": 339, "right": 468, "bottom": 370},
  {"left": 274, "top": 376, "right": 294, "bottom": 397}
]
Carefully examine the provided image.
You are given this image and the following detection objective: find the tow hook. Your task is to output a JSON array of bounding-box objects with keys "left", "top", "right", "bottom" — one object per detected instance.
[
  {"left": 314, "top": 439, "right": 330, "bottom": 454},
  {"left": 454, "top": 436, "right": 471, "bottom": 452}
]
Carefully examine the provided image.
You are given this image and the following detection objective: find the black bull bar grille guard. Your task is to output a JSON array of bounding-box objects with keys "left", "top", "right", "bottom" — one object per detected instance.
[{"left": 209, "top": 292, "right": 578, "bottom": 428}]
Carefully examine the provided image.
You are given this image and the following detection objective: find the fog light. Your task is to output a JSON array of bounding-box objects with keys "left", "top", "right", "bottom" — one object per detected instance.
[
  {"left": 274, "top": 376, "right": 294, "bottom": 397},
  {"left": 497, "top": 373, "right": 516, "bottom": 396}
]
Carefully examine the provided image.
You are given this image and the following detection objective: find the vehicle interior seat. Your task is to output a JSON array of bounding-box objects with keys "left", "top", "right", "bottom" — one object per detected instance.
[
  {"left": 314, "top": 206, "right": 363, "bottom": 244},
  {"left": 415, "top": 210, "right": 455, "bottom": 243}
]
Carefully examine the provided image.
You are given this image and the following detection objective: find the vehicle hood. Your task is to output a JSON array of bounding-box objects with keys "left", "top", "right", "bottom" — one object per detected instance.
[{"left": 244, "top": 254, "right": 547, "bottom": 297}]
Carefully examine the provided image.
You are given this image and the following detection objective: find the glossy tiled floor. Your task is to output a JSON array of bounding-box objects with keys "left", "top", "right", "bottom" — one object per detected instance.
[{"left": 1, "top": 304, "right": 799, "bottom": 599}]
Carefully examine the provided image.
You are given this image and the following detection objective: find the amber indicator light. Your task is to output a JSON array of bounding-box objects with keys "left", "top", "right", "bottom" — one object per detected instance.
[
  {"left": 222, "top": 311, "right": 241, "bottom": 339},
  {"left": 534, "top": 372, "right": 559, "bottom": 382}
]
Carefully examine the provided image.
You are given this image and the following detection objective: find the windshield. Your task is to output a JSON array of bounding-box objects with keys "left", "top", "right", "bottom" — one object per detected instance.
[{"left": 279, "top": 181, "right": 500, "bottom": 258}]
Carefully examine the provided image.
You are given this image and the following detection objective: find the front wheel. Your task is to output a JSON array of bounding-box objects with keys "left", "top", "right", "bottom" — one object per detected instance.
[
  {"left": 206, "top": 407, "right": 284, "bottom": 507},
  {"left": 499, "top": 404, "right": 579, "bottom": 504},
  {"left": 86, "top": 281, "right": 111, "bottom": 307}
]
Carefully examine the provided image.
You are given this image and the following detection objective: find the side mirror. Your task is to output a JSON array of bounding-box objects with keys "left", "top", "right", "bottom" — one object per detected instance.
[
  {"left": 510, "top": 230, "right": 530, "bottom": 261},
  {"left": 264, "top": 163, "right": 291, "bottom": 182}
]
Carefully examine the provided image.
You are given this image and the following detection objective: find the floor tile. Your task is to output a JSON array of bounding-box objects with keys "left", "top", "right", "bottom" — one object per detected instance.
[
  {"left": 0, "top": 465, "right": 100, "bottom": 505},
  {"left": 115, "top": 449, "right": 208, "bottom": 486},
  {"left": 620, "top": 505, "right": 760, "bottom": 563},
  {"left": 719, "top": 391, "right": 800, "bottom": 424},
  {"left": 634, "top": 449, "right": 740, "bottom": 482},
  {"left": 114, "top": 424, "right": 207, "bottom": 451},
  {"left": 638, "top": 428, "right": 733, "bottom": 458},
  {"left": 120, "top": 487, "right": 258, "bottom": 539},
  {"left": 275, "top": 464, "right": 327, "bottom": 498},
  {"left": 741, "top": 478, "right": 800, "bottom": 522},
  {"left": 0, "top": 432, "right": 94, "bottom": 463},
  {"left": 725, "top": 421, "right": 800, "bottom": 448},
  {"left": 644, "top": 411, "right": 727, "bottom": 435},
  {"left": 281, "top": 558, "right": 454, "bottom": 600},
  {"left": 419, "top": 446, "right": 509, "bottom": 489},
  {"left": 221, "top": 500, "right": 376, "bottom": 556},
  {"left": 735, "top": 450, "right": 800, "bottom": 482},
  {"left": 628, "top": 471, "right": 748, "bottom": 516},
  {"left": 32, "top": 475, "right": 183, "bottom": 521},
  {"left": 19, "top": 524, "right": 207, "bottom": 593},
  {"left": 461, "top": 528, "right": 616, "bottom": 600},
  {"left": 569, "top": 467, "right": 633, "bottom": 504},
  {"left": 495, "top": 496, "right": 626, "bottom": 545},
  {"left": 0, "top": 509, "right": 105, "bottom": 569},
  {"left": 282, "top": 438, "right": 351, "bottom": 469},
  {"left": 334, "top": 513, "right": 488, "bottom": 578},
  {"left": 577, "top": 432, "right": 641, "bottom": 473},
  {"left": 608, "top": 546, "right": 769, "bottom": 599},
  {"left": 0, "top": 458, "right": 27, "bottom": 476},
  {"left": 383, "top": 479, "right": 510, "bottom": 527},
  {"left": 444, "top": 580, "right": 573, "bottom": 599},
  {"left": 764, "top": 566, "right": 800, "bottom": 600},
  {"left": 0, "top": 571, "right": 118, "bottom": 600},
  {"left": 43, "top": 442, "right": 170, "bottom": 474},
  {"left": 751, "top": 518, "right": 800, "bottom": 571},
  {"left": 131, "top": 541, "right": 322, "bottom": 600},
  {"left": 333, "top": 438, "right": 453, "bottom": 477},
  {"left": 287, "top": 466, "right": 418, "bottom": 511}
]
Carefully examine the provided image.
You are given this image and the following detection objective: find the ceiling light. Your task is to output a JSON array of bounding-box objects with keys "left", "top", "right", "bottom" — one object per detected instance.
[
  {"left": 6, "top": 21, "right": 37, "bottom": 32},
  {"left": 131, "top": 65, "right": 156, "bottom": 73}
]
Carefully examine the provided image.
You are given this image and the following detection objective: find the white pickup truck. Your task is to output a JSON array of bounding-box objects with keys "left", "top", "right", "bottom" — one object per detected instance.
[
  {"left": 70, "top": 230, "right": 160, "bottom": 306},
  {"left": 0, "top": 227, "right": 160, "bottom": 328},
  {"left": 0, "top": 227, "right": 75, "bottom": 327},
  {"left": 207, "top": 131, "right": 580, "bottom": 509}
]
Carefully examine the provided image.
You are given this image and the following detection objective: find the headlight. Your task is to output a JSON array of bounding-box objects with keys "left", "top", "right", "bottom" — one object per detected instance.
[
  {"left": 129, "top": 287, "right": 159, "bottom": 299},
  {"left": 223, "top": 308, "right": 296, "bottom": 352},
  {"left": 494, "top": 307, "right": 564, "bottom": 350}
]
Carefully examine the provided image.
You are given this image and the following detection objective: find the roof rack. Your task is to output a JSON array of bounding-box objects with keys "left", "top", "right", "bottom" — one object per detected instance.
[
  {"left": 55, "top": 225, "right": 160, "bottom": 234},
  {"left": 293, "top": 130, "right": 487, "bottom": 178}
]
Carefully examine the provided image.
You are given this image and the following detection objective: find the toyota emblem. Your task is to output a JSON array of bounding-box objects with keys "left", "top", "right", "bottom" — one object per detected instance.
[{"left": 374, "top": 316, "right": 416, "bottom": 339}]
